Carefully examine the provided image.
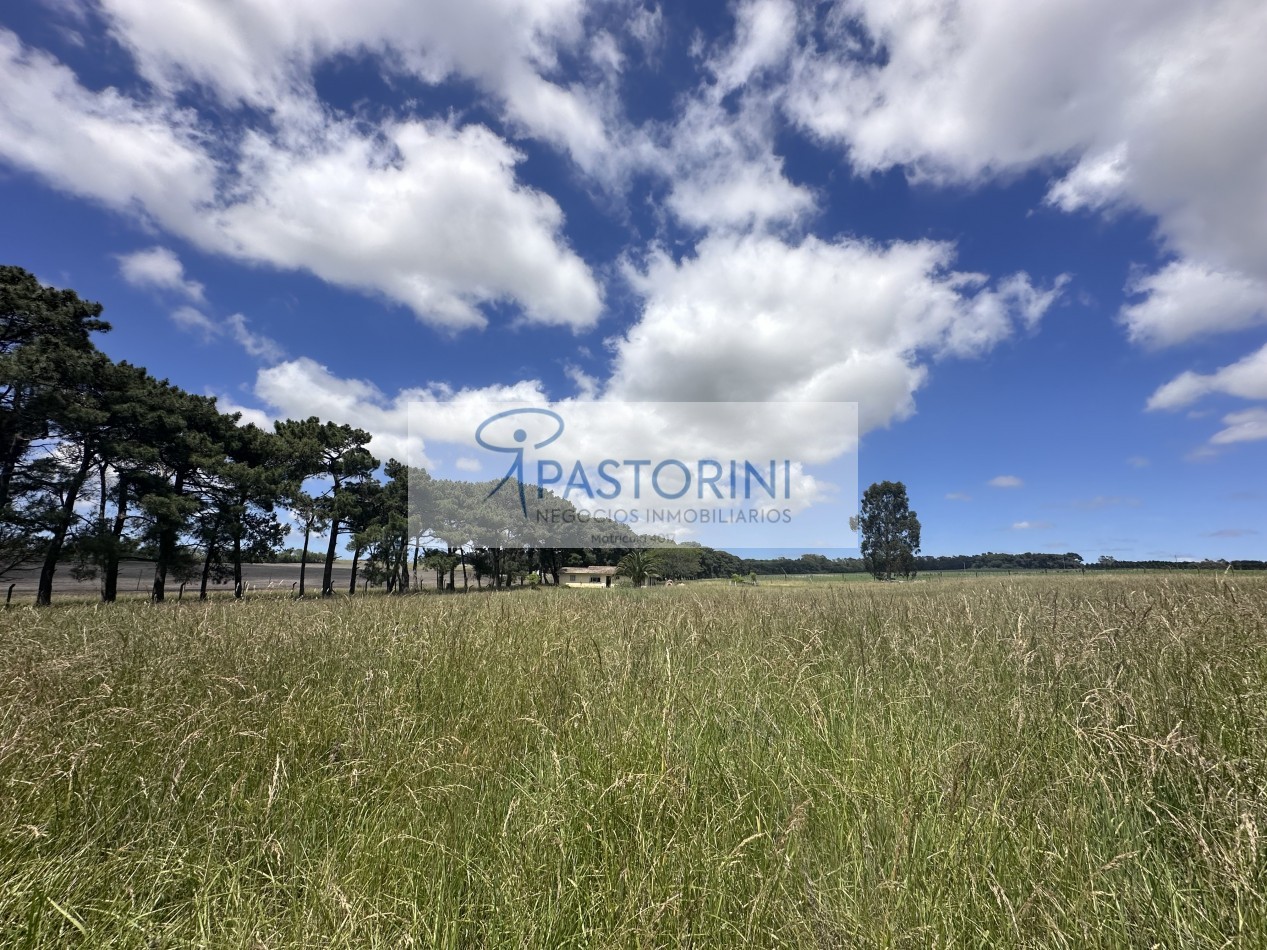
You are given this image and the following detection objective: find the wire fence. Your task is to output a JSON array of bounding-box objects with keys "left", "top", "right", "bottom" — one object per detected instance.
[{"left": 2, "top": 560, "right": 449, "bottom": 603}]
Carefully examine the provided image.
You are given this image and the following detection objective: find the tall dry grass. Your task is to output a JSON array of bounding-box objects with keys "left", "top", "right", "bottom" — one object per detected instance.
[{"left": 1, "top": 573, "right": 1264, "bottom": 947}]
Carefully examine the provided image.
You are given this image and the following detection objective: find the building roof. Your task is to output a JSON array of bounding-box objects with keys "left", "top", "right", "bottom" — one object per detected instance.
[{"left": 560, "top": 566, "right": 619, "bottom": 575}]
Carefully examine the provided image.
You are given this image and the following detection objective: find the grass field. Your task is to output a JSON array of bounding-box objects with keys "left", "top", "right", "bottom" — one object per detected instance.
[
  {"left": 2, "top": 574, "right": 1265, "bottom": 947},
  {"left": 738, "top": 572, "right": 1047, "bottom": 587}
]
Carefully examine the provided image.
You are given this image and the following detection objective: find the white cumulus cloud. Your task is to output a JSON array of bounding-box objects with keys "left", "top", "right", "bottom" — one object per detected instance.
[
  {"left": 1210, "top": 408, "right": 1267, "bottom": 446},
  {"left": 1123, "top": 261, "right": 1267, "bottom": 348},
  {"left": 1146, "top": 342, "right": 1267, "bottom": 411},
  {"left": 648, "top": 0, "right": 814, "bottom": 233},
  {"left": 782, "top": 0, "right": 1267, "bottom": 406},
  {"left": 213, "top": 119, "right": 602, "bottom": 332},
  {"left": 225, "top": 314, "right": 284, "bottom": 363},
  {"left": 250, "top": 358, "right": 555, "bottom": 466},
  {"left": 608, "top": 234, "right": 1064, "bottom": 434},
  {"left": 117, "top": 247, "right": 205, "bottom": 301},
  {"left": 0, "top": 26, "right": 602, "bottom": 333},
  {"left": 0, "top": 30, "right": 216, "bottom": 231},
  {"left": 92, "top": 0, "right": 632, "bottom": 180}
]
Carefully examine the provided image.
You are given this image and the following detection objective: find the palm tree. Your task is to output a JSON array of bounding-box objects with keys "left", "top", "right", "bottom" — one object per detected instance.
[{"left": 616, "top": 549, "right": 662, "bottom": 588}]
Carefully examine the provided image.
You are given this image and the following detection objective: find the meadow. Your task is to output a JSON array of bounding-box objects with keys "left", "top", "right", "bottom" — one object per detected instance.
[{"left": 1, "top": 574, "right": 1265, "bottom": 948}]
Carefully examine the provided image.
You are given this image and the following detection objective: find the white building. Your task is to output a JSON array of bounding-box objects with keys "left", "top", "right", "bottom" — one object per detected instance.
[{"left": 559, "top": 566, "right": 618, "bottom": 588}]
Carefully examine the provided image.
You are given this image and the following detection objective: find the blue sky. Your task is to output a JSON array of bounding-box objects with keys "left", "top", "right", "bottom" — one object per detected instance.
[{"left": 1, "top": 0, "right": 1264, "bottom": 559}]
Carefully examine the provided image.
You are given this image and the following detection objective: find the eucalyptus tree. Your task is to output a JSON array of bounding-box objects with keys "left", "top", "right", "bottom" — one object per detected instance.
[
  {"left": 655, "top": 543, "right": 704, "bottom": 581},
  {"left": 855, "top": 480, "right": 922, "bottom": 580}
]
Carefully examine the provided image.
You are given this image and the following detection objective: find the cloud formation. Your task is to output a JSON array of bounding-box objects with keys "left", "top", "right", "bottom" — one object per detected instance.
[
  {"left": 170, "top": 306, "right": 283, "bottom": 363},
  {"left": 170, "top": 305, "right": 218, "bottom": 340},
  {"left": 1122, "top": 262, "right": 1267, "bottom": 348},
  {"left": 213, "top": 119, "right": 603, "bottom": 332},
  {"left": 610, "top": 234, "right": 1063, "bottom": 434},
  {"left": 1146, "top": 342, "right": 1267, "bottom": 412},
  {"left": 780, "top": 0, "right": 1267, "bottom": 429},
  {"left": 117, "top": 247, "right": 205, "bottom": 301},
  {"left": 1210, "top": 408, "right": 1267, "bottom": 446},
  {"left": 5, "top": 0, "right": 1265, "bottom": 464},
  {"left": 653, "top": 0, "right": 813, "bottom": 233},
  {"left": 0, "top": 25, "right": 602, "bottom": 333}
]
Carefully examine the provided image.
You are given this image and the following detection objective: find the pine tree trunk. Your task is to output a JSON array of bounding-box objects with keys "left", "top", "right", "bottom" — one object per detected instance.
[
  {"left": 199, "top": 544, "right": 214, "bottom": 600},
  {"left": 102, "top": 478, "right": 129, "bottom": 603},
  {"left": 151, "top": 562, "right": 167, "bottom": 603},
  {"left": 396, "top": 533, "right": 410, "bottom": 592},
  {"left": 299, "top": 524, "right": 311, "bottom": 596},
  {"left": 321, "top": 517, "right": 340, "bottom": 596},
  {"left": 348, "top": 545, "right": 360, "bottom": 595},
  {"left": 36, "top": 455, "right": 93, "bottom": 607},
  {"left": 152, "top": 472, "right": 185, "bottom": 603}
]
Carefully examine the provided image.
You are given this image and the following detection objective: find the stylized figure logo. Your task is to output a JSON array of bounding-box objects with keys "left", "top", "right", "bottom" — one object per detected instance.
[{"left": 475, "top": 408, "right": 565, "bottom": 516}]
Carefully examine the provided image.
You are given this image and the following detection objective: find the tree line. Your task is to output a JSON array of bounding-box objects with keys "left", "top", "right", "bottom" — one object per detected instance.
[
  {"left": 0, "top": 267, "right": 757, "bottom": 605},
  {"left": 724, "top": 552, "right": 1266, "bottom": 576},
  {"left": 4, "top": 266, "right": 1259, "bottom": 606}
]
